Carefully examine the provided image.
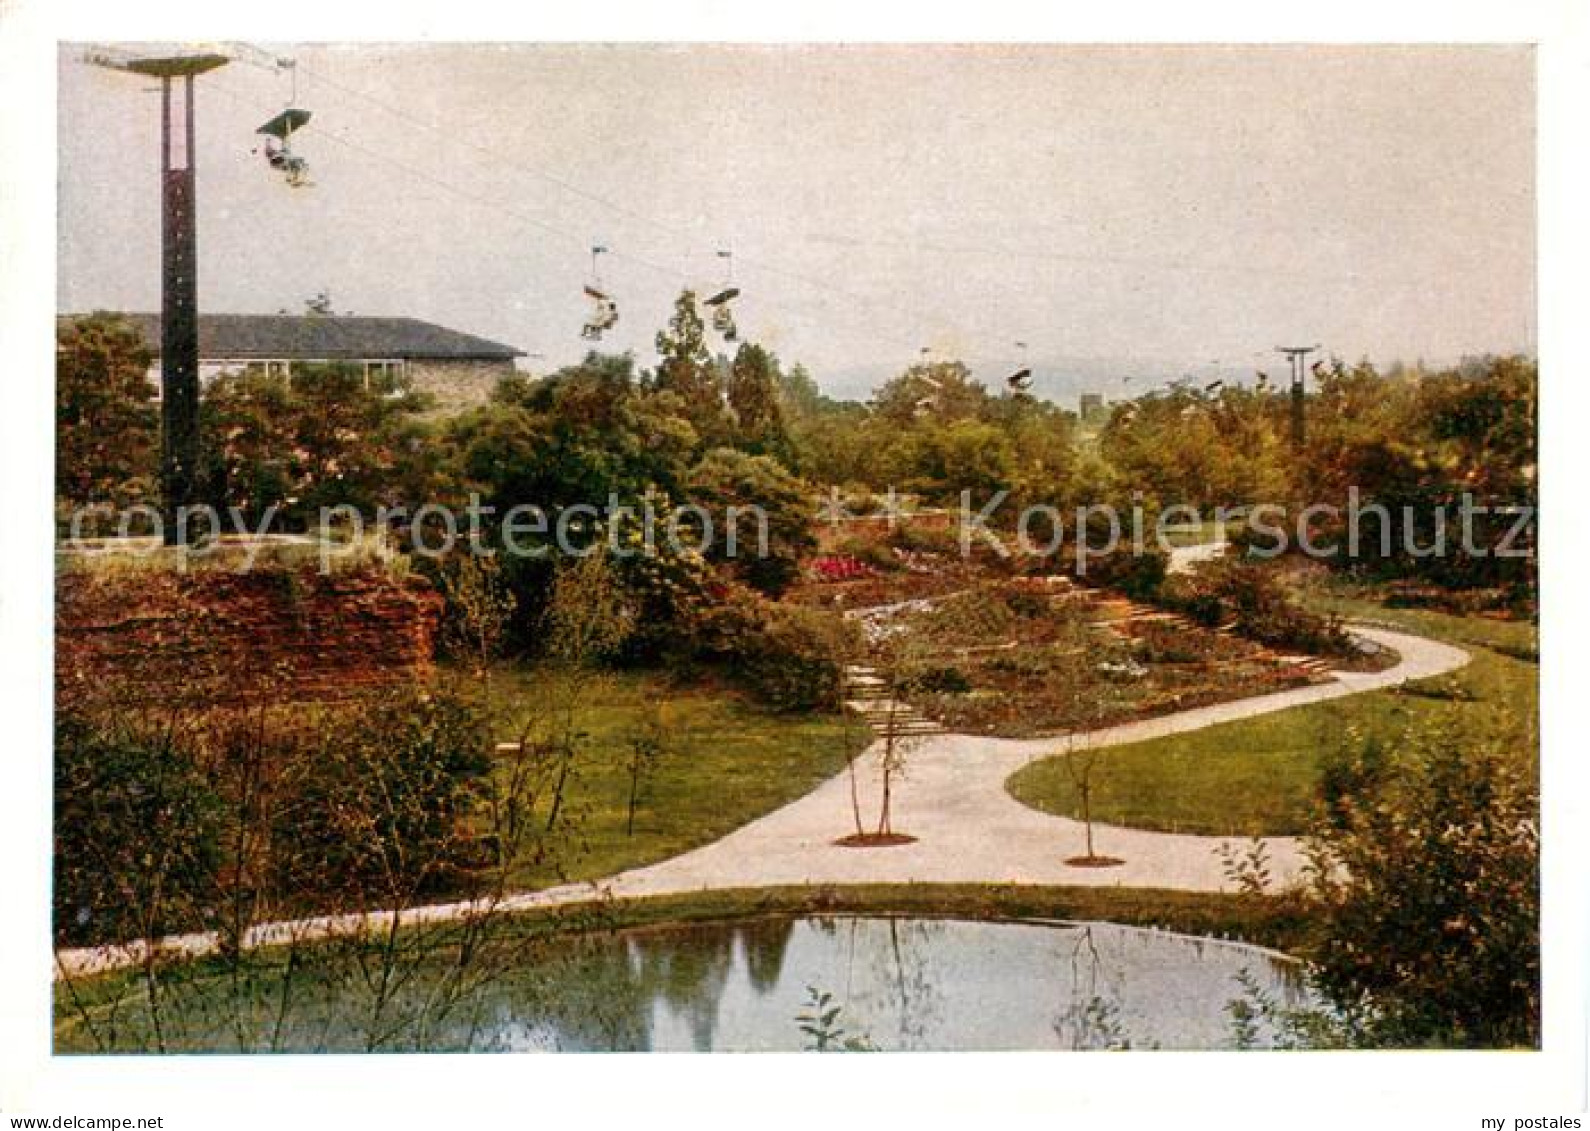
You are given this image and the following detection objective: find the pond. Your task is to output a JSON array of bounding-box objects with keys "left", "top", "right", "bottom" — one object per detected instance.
[{"left": 58, "top": 917, "right": 1314, "bottom": 1052}]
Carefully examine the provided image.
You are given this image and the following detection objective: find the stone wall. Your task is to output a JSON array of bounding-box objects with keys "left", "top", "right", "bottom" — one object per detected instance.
[
  {"left": 56, "top": 565, "right": 443, "bottom": 708},
  {"left": 405, "top": 358, "right": 517, "bottom": 412}
]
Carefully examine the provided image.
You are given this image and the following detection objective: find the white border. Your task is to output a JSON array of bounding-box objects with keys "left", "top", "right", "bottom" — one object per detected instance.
[{"left": 4, "top": 2, "right": 1586, "bottom": 1127}]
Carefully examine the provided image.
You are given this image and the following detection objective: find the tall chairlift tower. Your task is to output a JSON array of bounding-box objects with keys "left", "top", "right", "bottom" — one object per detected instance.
[{"left": 86, "top": 49, "right": 230, "bottom": 541}]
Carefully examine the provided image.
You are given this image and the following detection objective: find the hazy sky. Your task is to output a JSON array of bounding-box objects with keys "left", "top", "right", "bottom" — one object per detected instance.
[{"left": 58, "top": 44, "right": 1535, "bottom": 398}]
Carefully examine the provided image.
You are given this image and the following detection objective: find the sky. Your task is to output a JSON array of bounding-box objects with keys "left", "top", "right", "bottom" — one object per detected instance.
[{"left": 57, "top": 43, "right": 1535, "bottom": 401}]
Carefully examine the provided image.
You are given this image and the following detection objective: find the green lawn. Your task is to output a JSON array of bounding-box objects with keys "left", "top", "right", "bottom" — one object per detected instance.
[
  {"left": 1156, "top": 519, "right": 1233, "bottom": 547},
  {"left": 481, "top": 666, "right": 869, "bottom": 890},
  {"left": 1006, "top": 587, "right": 1538, "bottom": 836}
]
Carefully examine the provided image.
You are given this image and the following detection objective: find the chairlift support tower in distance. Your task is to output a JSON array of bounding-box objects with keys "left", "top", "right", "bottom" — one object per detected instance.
[
  {"left": 87, "top": 49, "right": 230, "bottom": 542},
  {"left": 1276, "top": 344, "right": 1320, "bottom": 449}
]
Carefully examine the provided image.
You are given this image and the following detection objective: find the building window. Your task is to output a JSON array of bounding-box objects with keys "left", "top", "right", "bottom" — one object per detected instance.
[
  {"left": 364, "top": 359, "right": 410, "bottom": 396},
  {"left": 242, "top": 360, "right": 294, "bottom": 383}
]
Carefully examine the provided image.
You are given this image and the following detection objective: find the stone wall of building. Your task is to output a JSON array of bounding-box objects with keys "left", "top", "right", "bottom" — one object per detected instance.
[
  {"left": 56, "top": 565, "right": 443, "bottom": 708},
  {"left": 405, "top": 358, "right": 517, "bottom": 412}
]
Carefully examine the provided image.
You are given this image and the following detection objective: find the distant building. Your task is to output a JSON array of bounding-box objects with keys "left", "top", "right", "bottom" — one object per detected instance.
[
  {"left": 1079, "top": 392, "right": 1107, "bottom": 424},
  {"left": 59, "top": 312, "right": 526, "bottom": 412}
]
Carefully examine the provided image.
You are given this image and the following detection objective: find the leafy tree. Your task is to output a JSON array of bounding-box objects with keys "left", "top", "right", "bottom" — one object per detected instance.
[
  {"left": 461, "top": 352, "right": 697, "bottom": 514},
  {"left": 200, "top": 362, "right": 431, "bottom": 529},
  {"left": 1294, "top": 355, "right": 1537, "bottom": 593},
  {"left": 726, "top": 341, "right": 793, "bottom": 459},
  {"left": 776, "top": 361, "right": 826, "bottom": 420},
  {"left": 686, "top": 447, "right": 815, "bottom": 596},
  {"left": 1098, "top": 384, "right": 1288, "bottom": 509},
  {"left": 871, "top": 359, "right": 988, "bottom": 425},
  {"left": 55, "top": 313, "right": 159, "bottom": 509},
  {"left": 652, "top": 290, "right": 729, "bottom": 448}
]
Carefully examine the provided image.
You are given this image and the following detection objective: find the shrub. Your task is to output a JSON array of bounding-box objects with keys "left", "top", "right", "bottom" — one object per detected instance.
[
  {"left": 1162, "top": 558, "right": 1351, "bottom": 655},
  {"left": 686, "top": 447, "right": 816, "bottom": 597},
  {"left": 695, "top": 588, "right": 859, "bottom": 711},
  {"left": 901, "top": 665, "right": 972, "bottom": 695},
  {"left": 916, "top": 585, "right": 1017, "bottom": 645},
  {"left": 281, "top": 687, "right": 494, "bottom": 906},
  {"left": 54, "top": 685, "right": 496, "bottom": 946},
  {"left": 1002, "top": 586, "right": 1049, "bottom": 620},
  {"left": 831, "top": 535, "right": 897, "bottom": 573},
  {"left": 1304, "top": 721, "right": 1539, "bottom": 1047},
  {"left": 54, "top": 714, "right": 226, "bottom": 947},
  {"left": 1075, "top": 545, "right": 1167, "bottom": 601}
]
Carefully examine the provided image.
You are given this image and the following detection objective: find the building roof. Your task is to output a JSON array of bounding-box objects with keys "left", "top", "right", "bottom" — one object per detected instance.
[{"left": 61, "top": 313, "right": 524, "bottom": 361}]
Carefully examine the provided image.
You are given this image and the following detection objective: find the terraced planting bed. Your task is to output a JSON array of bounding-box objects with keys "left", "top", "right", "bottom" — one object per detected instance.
[{"left": 850, "top": 578, "right": 1337, "bottom": 739}]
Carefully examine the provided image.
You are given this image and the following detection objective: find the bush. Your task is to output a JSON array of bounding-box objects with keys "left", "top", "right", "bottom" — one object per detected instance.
[
  {"left": 280, "top": 687, "right": 494, "bottom": 907},
  {"left": 1162, "top": 558, "right": 1350, "bottom": 655},
  {"left": 832, "top": 535, "right": 898, "bottom": 573},
  {"left": 686, "top": 447, "right": 816, "bottom": 597},
  {"left": 54, "top": 714, "right": 226, "bottom": 947},
  {"left": 1002, "top": 586, "right": 1049, "bottom": 620},
  {"left": 901, "top": 665, "right": 972, "bottom": 695},
  {"left": 1075, "top": 545, "right": 1167, "bottom": 600},
  {"left": 1304, "top": 721, "right": 1538, "bottom": 1047},
  {"left": 54, "top": 685, "right": 496, "bottom": 946},
  {"left": 695, "top": 588, "right": 859, "bottom": 711}
]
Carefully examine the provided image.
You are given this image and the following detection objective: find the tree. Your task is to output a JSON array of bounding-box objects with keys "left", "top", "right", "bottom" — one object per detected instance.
[
  {"left": 55, "top": 313, "right": 159, "bottom": 509},
  {"left": 201, "top": 362, "right": 430, "bottom": 529},
  {"left": 537, "top": 552, "right": 635, "bottom": 831},
  {"left": 776, "top": 361, "right": 826, "bottom": 420},
  {"left": 1060, "top": 734, "right": 1122, "bottom": 867},
  {"left": 686, "top": 447, "right": 815, "bottom": 596},
  {"left": 871, "top": 359, "right": 988, "bottom": 425},
  {"left": 653, "top": 290, "right": 728, "bottom": 448},
  {"left": 435, "top": 553, "right": 517, "bottom": 677},
  {"left": 726, "top": 341, "right": 793, "bottom": 459}
]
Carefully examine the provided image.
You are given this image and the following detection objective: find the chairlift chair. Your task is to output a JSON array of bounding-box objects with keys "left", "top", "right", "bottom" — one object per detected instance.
[
  {"left": 703, "top": 286, "right": 740, "bottom": 342},
  {"left": 705, "top": 249, "right": 740, "bottom": 341},
  {"left": 580, "top": 246, "right": 620, "bottom": 340},
  {"left": 581, "top": 285, "right": 619, "bottom": 341},
  {"left": 256, "top": 107, "right": 313, "bottom": 187}
]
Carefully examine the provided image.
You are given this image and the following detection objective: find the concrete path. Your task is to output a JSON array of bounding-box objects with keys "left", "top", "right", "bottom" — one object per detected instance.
[{"left": 55, "top": 625, "right": 1468, "bottom": 978}]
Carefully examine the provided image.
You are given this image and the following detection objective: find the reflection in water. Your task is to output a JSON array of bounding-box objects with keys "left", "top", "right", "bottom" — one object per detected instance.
[
  {"left": 63, "top": 917, "right": 1314, "bottom": 1053},
  {"left": 479, "top": 917, "right": 1312, "bottom": 1052}
]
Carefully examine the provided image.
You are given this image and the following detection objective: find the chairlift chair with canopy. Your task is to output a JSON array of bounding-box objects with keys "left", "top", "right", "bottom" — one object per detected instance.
[
  {"left": 581, "top": 245, "right": 619, "bottom": 340},
  {"left": 256, "top": 107, "right": 313, "bottom": 187},
  {"left": 704, "top": 249, "right": 740, "bottom": 341}
]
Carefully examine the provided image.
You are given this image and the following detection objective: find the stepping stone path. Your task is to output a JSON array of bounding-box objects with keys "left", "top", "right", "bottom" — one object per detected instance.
[
  {"left": 1078, "top": 590, "right": 1335, "bottom": 678},
  {"left": 842, "top": 664, "right": 947, "bottom": 738}
]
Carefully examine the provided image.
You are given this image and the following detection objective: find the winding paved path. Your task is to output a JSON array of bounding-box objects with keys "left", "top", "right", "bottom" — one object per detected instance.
[{"left": 55, "top": 625, "right": 1468, "bottom": 979}]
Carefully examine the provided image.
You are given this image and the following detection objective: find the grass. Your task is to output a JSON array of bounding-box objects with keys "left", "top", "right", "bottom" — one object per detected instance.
[
  {"left": 481, "top": 665, "right": 870, "bottom": 891},
  {"left": 55, "top": 532, "right": 404, "bottom": 578},
  {"left": 1156, "top": 519, "right": 1233, "bottom": 547},
  {"left": 1006, "top": 583, "right": 1537, "bottom": 837}
]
